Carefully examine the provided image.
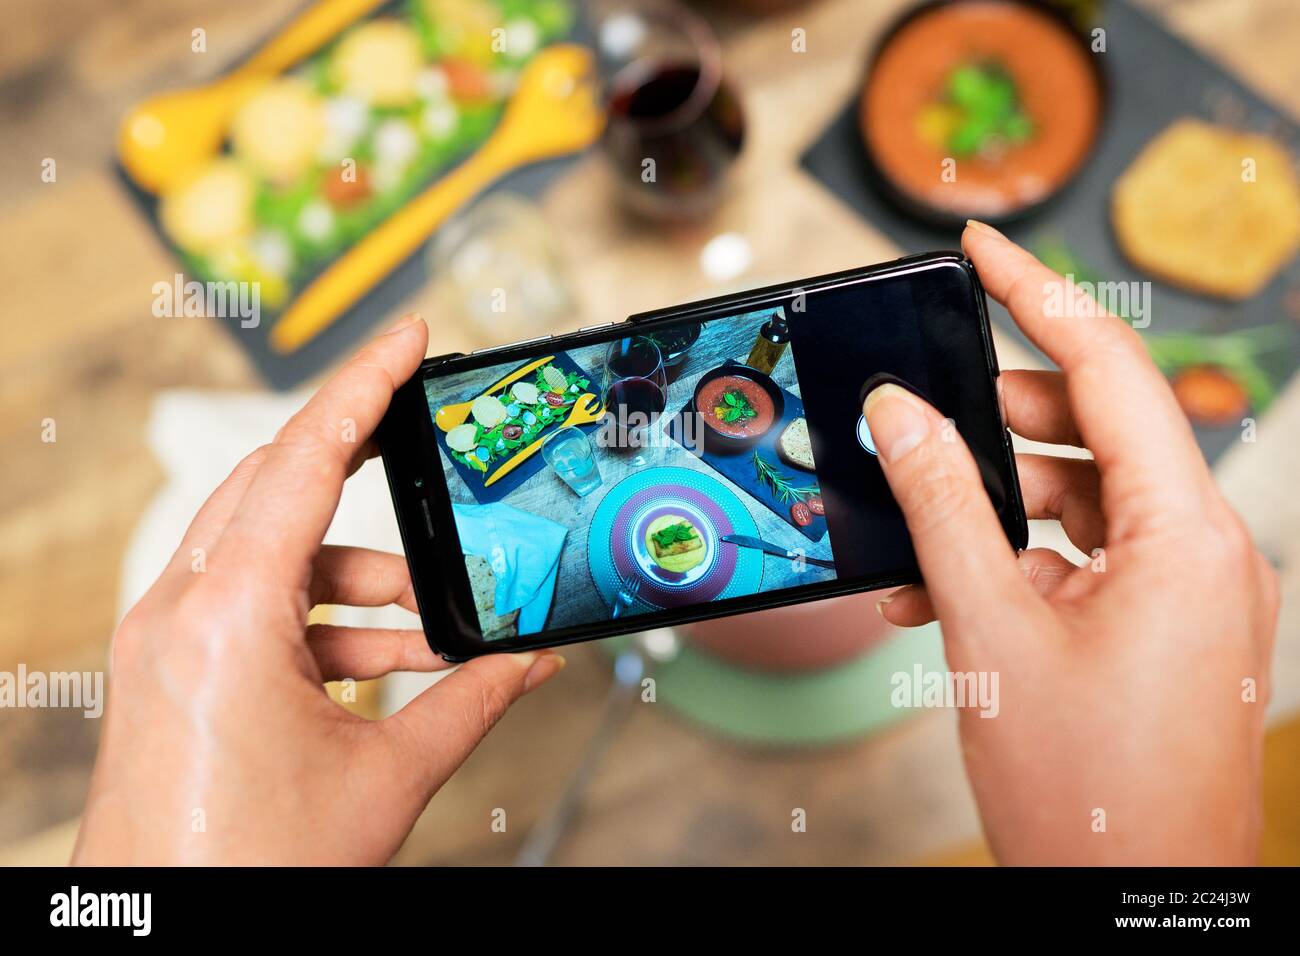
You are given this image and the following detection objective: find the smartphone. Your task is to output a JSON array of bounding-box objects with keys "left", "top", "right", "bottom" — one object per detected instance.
[{"left": 380, "top": 251, "right": 1026, "bottom": 660}]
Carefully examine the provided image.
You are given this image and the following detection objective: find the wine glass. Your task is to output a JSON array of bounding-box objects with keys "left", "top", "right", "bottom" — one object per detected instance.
[
  {"left": 593, "top": 0, "right": 746, "bottom": 222},
  {"left": 603, "top": 336, "right": 668, "bottom": 467}
]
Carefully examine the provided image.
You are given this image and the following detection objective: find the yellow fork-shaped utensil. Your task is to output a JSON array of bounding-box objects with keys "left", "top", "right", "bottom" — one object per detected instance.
[
  {"left": 270, "top": 43, "right": 604, "bottom": 354},
  {"left": 118, "top": 0, "right": 387, "bottom": 194},
  {"left": 483, "top": 392, "right": 604, "bottom": 488}
]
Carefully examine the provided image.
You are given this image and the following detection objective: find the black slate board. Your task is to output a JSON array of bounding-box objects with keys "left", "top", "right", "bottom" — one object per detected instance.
[
  {"left": 672, "top": 360, "right": 827, "bottom": 543},
  {"left": 800, "top": 0, "right": 1300, "bottom": 463}
]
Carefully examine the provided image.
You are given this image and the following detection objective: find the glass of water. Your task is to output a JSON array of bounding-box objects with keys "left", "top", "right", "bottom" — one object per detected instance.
[
  {"left": 543, "top": 427, "right": 603, "bottom": 497},
  {"left": 430, "top": 192, "right": 574, "bottom": 344}
]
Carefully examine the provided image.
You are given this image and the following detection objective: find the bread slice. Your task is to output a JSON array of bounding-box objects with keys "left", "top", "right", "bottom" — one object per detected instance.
[
  {"left": 649, "top": 519, "right": 703, "bottom": 559},
  {"left": 465, "top": 554, "right": 519, "bottom": 641},
  {"left": 1112, "top": 119, "right": 1300, "bottom": 300},
  {"left": 645, "top": 514, "right": 705, "bottom": 574},
  {"left": 778, "top": 417, "right": 815, "bottom": 471}
]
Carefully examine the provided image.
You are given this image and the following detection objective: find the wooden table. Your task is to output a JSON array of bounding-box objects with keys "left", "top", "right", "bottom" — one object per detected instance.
[
  {"left": 435, "top": 321, "right": 833, "bottom": 633},
  {"left": 2, "top": 0, "right": 1300, "bottom": 865}
]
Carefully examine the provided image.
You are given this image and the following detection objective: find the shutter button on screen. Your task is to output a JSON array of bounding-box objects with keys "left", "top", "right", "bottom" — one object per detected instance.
[{"left": 856, "top": 414, "right": 878, "bottom": 456}]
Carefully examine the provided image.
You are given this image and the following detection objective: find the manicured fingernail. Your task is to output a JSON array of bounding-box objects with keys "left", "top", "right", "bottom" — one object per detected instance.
[
  {"left": 965, "top": 219, "right": 1007, "bottom": 241},
  {"left": 523, "top": 653, "right": 566, "bottom": 693},
  {"left": 510, "top": 651, "right": 540, "bottom": 668},
  {"left": 385, "top": 313, "right": 421, "bottom": 334},
  {"left": 863, "top": 384, "right": 929, "bottom": 464}
]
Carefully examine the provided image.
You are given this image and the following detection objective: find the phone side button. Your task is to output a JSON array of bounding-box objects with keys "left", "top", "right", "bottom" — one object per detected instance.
[
  {"left": 420, "top": 498, "right": 436, "bottom": 539},
  {"left": 471, "top": 334, "right": 552, "bottom": 355},
  {"left": 579, "top": 322, "right": 614, "bottom": 332}
]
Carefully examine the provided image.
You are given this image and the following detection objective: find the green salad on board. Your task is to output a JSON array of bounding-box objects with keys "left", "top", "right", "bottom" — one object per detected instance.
[
  {"left": 443, "top": 362, "right": 591, "bottom": 477},
  {"left": 157, "top": 0, "right": 574, "bottom": 312}
]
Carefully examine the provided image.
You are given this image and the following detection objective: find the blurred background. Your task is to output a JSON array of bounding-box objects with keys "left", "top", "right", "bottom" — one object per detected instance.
[{"left": 2, "top": 0, "right": 1300, "bottom": 865}]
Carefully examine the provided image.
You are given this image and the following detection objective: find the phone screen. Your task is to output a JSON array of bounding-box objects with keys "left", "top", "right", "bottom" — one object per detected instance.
[{"left": 408, "top": 257, "right": 1023, "bottom": 650}]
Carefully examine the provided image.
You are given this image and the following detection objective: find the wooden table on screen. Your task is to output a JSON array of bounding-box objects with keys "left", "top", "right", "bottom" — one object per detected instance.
[{"left": 435, "top": 324, "right": 833, "bottom": 633}]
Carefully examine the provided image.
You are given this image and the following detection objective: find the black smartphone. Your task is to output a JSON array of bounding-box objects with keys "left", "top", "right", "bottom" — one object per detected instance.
[{"left": 380, "top": 251, "right": 1026, "bottom": 660}]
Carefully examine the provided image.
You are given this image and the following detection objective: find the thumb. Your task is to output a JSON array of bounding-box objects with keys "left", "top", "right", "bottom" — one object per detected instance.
[
  {"left": 383, "top": 651, "right": 565, "bottom": 795},
  {"left": 863, "top": 383, "right": 1031, "bottom": 629}
]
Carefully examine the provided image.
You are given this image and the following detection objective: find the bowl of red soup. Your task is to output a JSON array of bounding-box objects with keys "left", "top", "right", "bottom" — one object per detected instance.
[
  {"left": 693, "top": 365, "right": 784, "bottom": 451},
  {"left": 859, "top": 0, "right": 1105, "bottom": 225}
]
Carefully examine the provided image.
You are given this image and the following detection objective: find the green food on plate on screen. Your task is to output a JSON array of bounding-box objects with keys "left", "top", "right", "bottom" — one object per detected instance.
[
  {"left": 652, "top": 521, "right": 699, "bottom": 551},
  {"left": 157, "top": 0, "right": 574, "bottom": 312},
  {"left": 443, "top": 363, "right": 590, "bottom": 476}
]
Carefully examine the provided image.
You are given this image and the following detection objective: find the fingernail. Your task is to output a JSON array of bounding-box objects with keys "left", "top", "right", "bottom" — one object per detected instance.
[
  {"left": 863, "top": 384, "right": 929, "bottom": 464},
  {"left": 385, "top": 313, "right": 422, "bottom": 334},
  {"left": 965, "top": 219, "right": 1008, "bottom": 241},
  {"left": 523, "top": 653, "right": 566, "bottom": 693},
  {"left": 875, "top": 596, "right": 893, "bottom": 617}
]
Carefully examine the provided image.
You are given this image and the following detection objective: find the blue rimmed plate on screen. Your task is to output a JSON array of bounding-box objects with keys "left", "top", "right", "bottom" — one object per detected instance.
[{"left": 588, "top": 466, "right": 763, "bottom": 614}]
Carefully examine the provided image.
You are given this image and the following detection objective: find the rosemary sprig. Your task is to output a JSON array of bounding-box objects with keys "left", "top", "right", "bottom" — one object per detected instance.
[{"left": 753, "top": 451, "right": 819, "bottom": 503}]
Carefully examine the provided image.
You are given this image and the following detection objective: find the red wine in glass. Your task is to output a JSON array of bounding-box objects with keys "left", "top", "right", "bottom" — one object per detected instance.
[
  {"left": 604, "top": 337, "right": 668, "bottom": 464},
  {"left": 608, "top": 377, "right": 666, "bottom": 466},
  {"left": 609, "top": 376, "right": 667, "bottom": 433},
  {"left": 598, "top": 0, "right": 746, "bottom": 223},
  {"left": 606, "top": 61, "right": 745, "bottom": 221}
]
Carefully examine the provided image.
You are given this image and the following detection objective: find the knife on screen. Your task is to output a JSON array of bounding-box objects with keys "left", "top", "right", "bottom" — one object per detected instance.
[{"left": 721, "top": 534, "right": 836, "bottom": 569}]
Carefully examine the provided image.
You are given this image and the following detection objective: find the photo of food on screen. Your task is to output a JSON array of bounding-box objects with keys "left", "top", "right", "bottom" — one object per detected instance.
[{"left": 421, "top": 308, "right": 840, "bottom": 640}]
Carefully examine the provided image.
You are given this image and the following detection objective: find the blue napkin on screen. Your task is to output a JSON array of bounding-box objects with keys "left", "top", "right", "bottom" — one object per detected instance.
[{"left": 452, "top": 503, "right": 567, "bottom": 635}]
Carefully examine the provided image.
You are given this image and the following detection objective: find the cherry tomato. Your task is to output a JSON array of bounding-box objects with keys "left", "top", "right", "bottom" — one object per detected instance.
[
  {"left": 502, "top": 424, "right": 523, "bottom": 441},
  {"left": 543, "top": 392, "right": 568, "bottom": 407},
  {"left": 442, "top": 59, "right": 493, "bottom": 102},
  {"left": 806, "top": 495, "right": 824, "bottom": 516},
  {"left": 1171, "top": 366, "right": 1247, "bottom": 427},
  {"left": 324, "top": 164, "right": 371, "bottom": 208},
  {"left": 790, "top": 502, "right": 812, "bottom": 527}
]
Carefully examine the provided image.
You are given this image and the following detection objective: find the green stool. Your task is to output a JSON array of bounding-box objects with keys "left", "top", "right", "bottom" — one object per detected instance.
[{"left": 607, "top": 622, "right": 947, "bottom": 747}]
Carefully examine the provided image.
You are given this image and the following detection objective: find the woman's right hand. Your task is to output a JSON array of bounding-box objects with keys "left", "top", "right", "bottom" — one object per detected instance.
[{"left": 865, "top": 222, "right": 1278, "bottom": 865}]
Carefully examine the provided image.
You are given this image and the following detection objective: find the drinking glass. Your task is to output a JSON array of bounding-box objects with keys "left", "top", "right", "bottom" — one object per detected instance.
[
  {"left": 430, "top": 192, "right": 574, "bottom": 343},
  {"left": 603, "top": 336, "right": 668, "bottom": 466},
  {"left": 543, "top": 427, "right": 603, "bottom": 496},
  {"left": 594, "top": 0, "right": 745, "bottom": 222}
]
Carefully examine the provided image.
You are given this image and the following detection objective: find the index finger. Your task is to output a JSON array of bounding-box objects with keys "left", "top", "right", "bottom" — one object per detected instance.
[
  {"left": 216, "top": 315, "right": 429, "bottom": 577},
  {"left": 963, "top": 224, "right": 1213, "bottom": 537}
]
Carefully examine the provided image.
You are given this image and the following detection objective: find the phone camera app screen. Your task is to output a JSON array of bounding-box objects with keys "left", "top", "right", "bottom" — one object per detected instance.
[{"left": 423, "top": 264, "right": 1005, "bottom": 641}]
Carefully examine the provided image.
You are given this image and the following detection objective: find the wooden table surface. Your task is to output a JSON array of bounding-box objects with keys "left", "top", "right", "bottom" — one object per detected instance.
[
  {"left": 3, "top": 0, "right": 1300, "bottom": 865},
  {"left": 435, "top": 318, "right": 834, "bottom": 633}
]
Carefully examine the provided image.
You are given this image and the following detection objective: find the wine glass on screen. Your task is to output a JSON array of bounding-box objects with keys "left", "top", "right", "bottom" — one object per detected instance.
[{"left": 603, "top": 336, "right": 667, "bottom": 467}]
